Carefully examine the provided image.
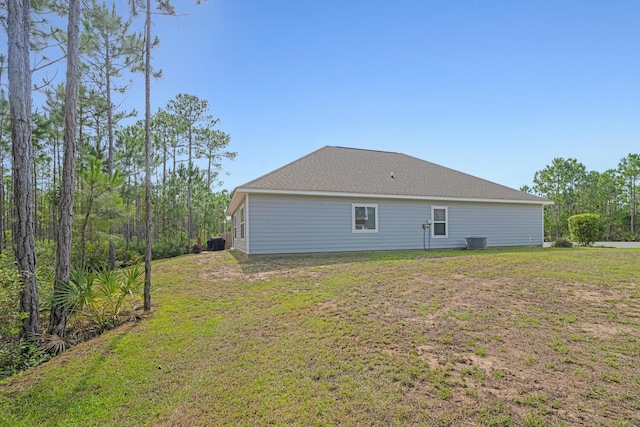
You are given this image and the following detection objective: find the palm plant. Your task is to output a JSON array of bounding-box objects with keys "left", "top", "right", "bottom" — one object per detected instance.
[
  {"left": 52, "top": 267, "right": 97, "bottom": 316},
  {"left": 94, "top": 264, "right": 143, "bottom": 323},
  {"left": 51, "top": 265, "right": 144, "bottom": 335}
]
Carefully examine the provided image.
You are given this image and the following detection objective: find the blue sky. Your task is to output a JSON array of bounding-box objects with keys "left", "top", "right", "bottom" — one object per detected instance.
[{"left": 9, "top": 1, "right": 640, "bottom": 192}]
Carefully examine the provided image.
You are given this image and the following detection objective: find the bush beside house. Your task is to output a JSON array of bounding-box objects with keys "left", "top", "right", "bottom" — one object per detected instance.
[{"left": 568, "top": 214, "right": 601, "bottom": 246}]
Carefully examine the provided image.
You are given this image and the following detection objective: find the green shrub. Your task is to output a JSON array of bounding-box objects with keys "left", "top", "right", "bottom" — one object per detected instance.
[
  {"left": 552, "top": 237, "right": 573, "bottom": 248},
  {"left": 619, "top": 232, "right": 640, "bottom": 242},
  {"left": 94, "top": 265, "right": 144, "bottom": 323},
  {"left": 149, "top": 238, "right": 187, "bottom": 259},
  {"left": 129, "top": 234, "right": 190, "bottom": 261},
  {"left": 83, "top": 241, "right": 109, "bottom": 271},
  {"left": 0, "top": 257, "right": 23, "bottom": 376},
  {"left": 53, "top": 268, "right": 97, "bottom": 317},
  {"left": 0, "top": 256, "right": 52, "bottom": 378},
  {"left": 0, "top": 257, "right": 22, "bottom": 342},
  {"left": 1, "top": 339, "right": 51, "bottom": 378},
  {"left": 35, "top": 240, "right": 57, "bottom": 281},
  {"left": 52, "top": 265, "right": 144, "bottom": 333},
  {"left": 117, "top": 248, "right": 143, "bottom": 267},
  {"left": 568, "top": 214, "right": 601, "bottom": 246}
]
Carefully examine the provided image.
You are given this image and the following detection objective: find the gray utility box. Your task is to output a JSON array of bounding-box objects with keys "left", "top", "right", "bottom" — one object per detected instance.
[{"left": 465, "top": 236, "right": 487, "bottom": 250}]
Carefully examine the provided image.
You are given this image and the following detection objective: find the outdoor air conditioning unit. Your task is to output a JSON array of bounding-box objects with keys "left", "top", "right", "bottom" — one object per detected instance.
[{"left": 465, "top": 236, "right": 487, "bottom": 250}]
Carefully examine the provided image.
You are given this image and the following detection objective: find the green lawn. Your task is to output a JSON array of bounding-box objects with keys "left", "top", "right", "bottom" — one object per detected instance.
[{"left": 1, "top": 247, "right": 639, "bottom": 426}]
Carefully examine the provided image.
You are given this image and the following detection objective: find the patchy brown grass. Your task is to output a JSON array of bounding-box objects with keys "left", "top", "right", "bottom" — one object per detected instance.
[{"left": 1, "top": 247, "right": 639, "bottom": 426}]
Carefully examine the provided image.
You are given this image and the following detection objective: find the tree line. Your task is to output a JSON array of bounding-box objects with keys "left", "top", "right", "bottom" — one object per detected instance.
[
  {"left": 0, "top": 90, "right": 235, "bottom": 264},
  {"left": 2, "top": 0, "right": 234, "bottom": 365},
  {"left": 521, "top": 154, "right": 639, "bottom": 242}
]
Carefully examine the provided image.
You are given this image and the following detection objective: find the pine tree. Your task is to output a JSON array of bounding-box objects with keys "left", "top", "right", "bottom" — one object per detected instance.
[
  {"left": 8, "top": 0, "right": 40, "bottom": 341},
  {"left": 49, "top": 0, "right": 81, "bottom": 339}
]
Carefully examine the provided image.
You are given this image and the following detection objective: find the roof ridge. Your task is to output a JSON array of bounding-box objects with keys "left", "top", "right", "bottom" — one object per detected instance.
[{"left": 329, "top": 146, "right": 404, "bottom": 156}]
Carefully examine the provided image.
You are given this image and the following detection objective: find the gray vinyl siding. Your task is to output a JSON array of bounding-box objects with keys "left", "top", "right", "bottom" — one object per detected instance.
[
  {"left": 240, "top": 194, "right": 544, "bottom": 255},
  {"left": 447, "top": 202, "right": 543, "bottom": 248},
  {"left": 233, "top": 228, "right": 247, "bottom": 253},
  {"left": 230, "top": 196, "right": 247, "bottom": 253}
]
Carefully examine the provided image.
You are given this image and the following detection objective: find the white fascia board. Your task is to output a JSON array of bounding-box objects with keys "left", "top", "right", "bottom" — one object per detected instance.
[
  {"left": 235, "top": 187, "right": 554, "bottom": 206},
  {"left": 226, "top": 191, "right": 246, "bottom": 216}
]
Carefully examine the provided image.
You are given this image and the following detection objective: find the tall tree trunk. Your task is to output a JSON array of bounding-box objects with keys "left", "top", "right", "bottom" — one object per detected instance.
[
  {"left": 631, "top": 184, "right": 637, "bottom": 234},
  {"left": 49, "top": 0, "right": 81, "bottom": 338},
  {"left": 33, "top": 165, "right": 37, "bottom": 239},
  {"left": 187, "top": 128, "right": 192, "bottom": 248},
  {"left": 9, "top": 0, "right": 39, "bottom": 341},
  {"left": 206, "top": 153, "right": 211, "bottom": 189},
  {"left": 162, "top": 142, "right": 166, "bottom": 237},
  {"left": 171, "top": 145, "right": 177, "bottom": 233},
  {"left": 8, "top": 176, "right": 14, "bottom": 243},
  {"left": 106, "top": 39, "right": 117, "bottom": 270},
  {"left": 50, "top": 133, "right": 58, "bottom": 244},
  {"left": 143, "top": 0, "right": 152, "bottom": 311},
  {"left": 0, "top": 58, "right": 6, "bottom": 254}
]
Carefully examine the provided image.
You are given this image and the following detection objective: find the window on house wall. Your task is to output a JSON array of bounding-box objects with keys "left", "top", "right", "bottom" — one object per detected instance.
[
  {"left": 240, "top": 206, "right": 245, "bottom": 240},
  {"left": 352, "top": 204, "right": 378, "bottom": 232},
  {"left": 432, "top": 206, "right": 448, "bottom": 237},
  {"left": 233, "top": 214, "right": 237, "bottom": 239},
  {"left": 233, "top": 204, "right": 245, "bottom": 241}
]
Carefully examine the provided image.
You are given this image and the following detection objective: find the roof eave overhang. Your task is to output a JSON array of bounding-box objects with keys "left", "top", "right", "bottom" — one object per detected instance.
[
  {"left": 226, "top": 191, "right": 246, "bottom": 216},
  {"left": 227, "top": 188, "right": 553, "bottom": 212}
]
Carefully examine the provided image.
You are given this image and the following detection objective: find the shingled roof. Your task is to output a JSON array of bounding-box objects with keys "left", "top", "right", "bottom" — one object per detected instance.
[{"left": 228, "top": 146, "right": 549, "bottom": 212}]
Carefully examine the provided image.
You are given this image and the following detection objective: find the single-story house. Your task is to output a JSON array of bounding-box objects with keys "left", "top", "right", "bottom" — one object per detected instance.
[{"left": 226, "top": 146, "right": 552, "bottom": 255}]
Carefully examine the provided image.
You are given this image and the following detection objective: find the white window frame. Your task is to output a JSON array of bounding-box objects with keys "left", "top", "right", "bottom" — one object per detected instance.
[
  {"left": 234, "top": 203, "right": 245, "bottom": 242},
  {"left": 239, "top": 205, "right": 245, "bottom": 241},
  {"left": 352, "top": 203, "right": 378, "bottom": 233},
  {"left": 431, "top": 206, "right": 448, "bottom": 238},
  {"left": 232, "top": 213, "right": 237, "bottom": 239}
]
